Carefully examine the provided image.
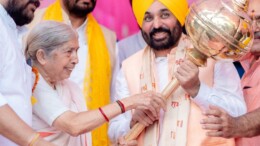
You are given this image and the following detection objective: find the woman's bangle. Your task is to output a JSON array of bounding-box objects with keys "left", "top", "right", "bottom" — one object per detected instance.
[
  {"left": 99, "top": 107, "right": 109, "bottom": 122},
  {"left": 116, "top": 100, "right": 125, "bottom": 113},
  {"left": 28, "top": 133, "right": 40, "bottom": 146}
]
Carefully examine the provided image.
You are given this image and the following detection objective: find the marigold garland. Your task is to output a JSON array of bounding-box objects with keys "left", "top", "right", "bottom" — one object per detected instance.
[{"left": 32, "top": 67, "right": 39, "bottom": 93}]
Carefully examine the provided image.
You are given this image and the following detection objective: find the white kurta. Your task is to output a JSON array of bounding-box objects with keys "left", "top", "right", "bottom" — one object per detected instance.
[
  {"left": 0, "top": 4, "right": 32, "bottom": 146},
  {"left": 69, "top": 20, "right": 119, "bottom": 102},
  {"left": 108, "top": 57, "right": 246, "bottom": 142},
  {"left": 69, "top": 20, "right": 88, "bottom": 90}
]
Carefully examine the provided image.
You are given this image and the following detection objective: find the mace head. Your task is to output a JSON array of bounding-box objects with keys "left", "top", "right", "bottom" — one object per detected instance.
[{"left": 185, "top": 0, "right": 254, "bottom": 61}]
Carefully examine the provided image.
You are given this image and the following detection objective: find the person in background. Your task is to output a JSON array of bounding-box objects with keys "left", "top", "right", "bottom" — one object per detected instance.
[
  {"left": 26, "top": 21, "right": 166, "bottom": 146},
  {"left": 118, "top": 31, "right": 146, "bottom": 67},
  {"left": 201, "top": 0, "right": 260, "bottom": 145},
  {"left": 117, "top": 0, "right": 146, "bottom": 68},
  {"left": 0, "top": 0, "right": 55, "bottom": 145}
]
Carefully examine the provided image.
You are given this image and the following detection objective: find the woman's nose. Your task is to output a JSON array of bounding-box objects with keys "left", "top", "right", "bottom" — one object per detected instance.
[{"left": 71, "top": 50, "right": 78, "bottom": 64}]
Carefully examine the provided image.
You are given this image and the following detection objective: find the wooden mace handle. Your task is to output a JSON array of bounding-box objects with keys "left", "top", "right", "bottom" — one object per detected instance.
[{"left": 124, "top": 79, "right": 180, "bottom": 141}]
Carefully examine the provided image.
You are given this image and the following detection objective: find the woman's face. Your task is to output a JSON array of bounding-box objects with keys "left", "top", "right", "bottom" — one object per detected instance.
[{"left": 44, "top": 37, "right": 79, "bottom": 82}]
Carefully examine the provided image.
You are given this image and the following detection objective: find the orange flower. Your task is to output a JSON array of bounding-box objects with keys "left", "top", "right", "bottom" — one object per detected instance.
[{"left": 32, "top": 67, "right": 39, "bottom": 93}]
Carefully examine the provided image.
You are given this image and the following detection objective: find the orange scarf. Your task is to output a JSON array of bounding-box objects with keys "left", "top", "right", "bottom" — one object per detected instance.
[
  {"left": 139, "top": 35, "right": 192, "bottom": 146},
  {"left": 43, "top": 1, "right": 111, "bottom": 145}
]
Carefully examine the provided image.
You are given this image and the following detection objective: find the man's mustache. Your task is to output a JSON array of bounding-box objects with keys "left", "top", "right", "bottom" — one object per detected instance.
[
  {"left": 255, "top": 31, "right": 260, "bottom": 39},
  {"left": 150, "top": 27, "right": 171, "bottom": 38},
  {"left": 28, "top": 0, "right": 40, "bottom": 8},
  {"left": 75, "top": 0, "right": 96, "bottom": 4}
]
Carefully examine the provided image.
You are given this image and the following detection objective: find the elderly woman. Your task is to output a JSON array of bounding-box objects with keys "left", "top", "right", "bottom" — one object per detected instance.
[{"left": 25, "top": 21, "right": 165, "bottom": 146}]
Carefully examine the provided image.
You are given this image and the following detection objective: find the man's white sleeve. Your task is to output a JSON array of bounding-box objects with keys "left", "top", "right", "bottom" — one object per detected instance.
[
  {"left": 108, "top": 69, "right": 132, "bottom": 142},
  {"left": 0, "top": 94, "right": 7, "bottom": 107},
  {"left": 0, "top": 37, "right": 7, "bottom": 107},
  {"left": 193, "top": 61, "right": 246, "bottom": 117},
  {"left": 110, "top": 44, "right": 120, "bottom": 102}
]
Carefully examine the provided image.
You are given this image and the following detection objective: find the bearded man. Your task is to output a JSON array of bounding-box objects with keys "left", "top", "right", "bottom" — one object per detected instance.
[{"left": 108, "top": 0, "right": 246, "bottom": 145}]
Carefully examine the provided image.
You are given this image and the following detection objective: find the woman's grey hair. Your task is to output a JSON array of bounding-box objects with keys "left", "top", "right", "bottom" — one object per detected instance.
[{"left": 25, "top": 21, "right": 77, "bottom": 62}]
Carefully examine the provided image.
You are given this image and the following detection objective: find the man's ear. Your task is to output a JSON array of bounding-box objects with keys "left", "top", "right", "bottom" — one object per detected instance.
[{"left": 36, "top": 49, "right": 48, "bottom": 65}]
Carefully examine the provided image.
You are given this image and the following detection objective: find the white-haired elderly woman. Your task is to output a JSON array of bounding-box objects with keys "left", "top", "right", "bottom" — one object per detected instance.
[{"left": 25, "top": 21, "right": 166, "bottom": 146}]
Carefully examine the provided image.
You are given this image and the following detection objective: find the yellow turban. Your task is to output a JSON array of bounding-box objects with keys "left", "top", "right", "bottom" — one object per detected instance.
[{"left": 133, "top": 0, "right": 188, "bottom": 27}]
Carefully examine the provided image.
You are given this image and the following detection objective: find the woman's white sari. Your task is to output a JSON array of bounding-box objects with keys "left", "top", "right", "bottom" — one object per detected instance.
[{"left": 32, "top": 75, "right": 92, "bottom": 146}]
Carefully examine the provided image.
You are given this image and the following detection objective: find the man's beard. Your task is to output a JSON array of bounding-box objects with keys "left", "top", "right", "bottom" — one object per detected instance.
[
  {"left": 64, "top": 0, "right": 96, "bottom": 18},
  {"left": 142, "top": 21, "right": 182, "bottom": 51},
  {"left": 6, "top": 0, "right": 40, "bottom": 26},
  {"left": 251, "top": 31, "right": 260, "bottom": 57}
]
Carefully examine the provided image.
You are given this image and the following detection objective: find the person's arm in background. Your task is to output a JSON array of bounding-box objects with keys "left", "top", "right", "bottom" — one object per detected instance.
[
  {"left": 0, "top": 104, "right": 54, "bottom": 146},
  {"left": 200, "top": 38, "right": 260, "bottom": 138},
  {"left": 110, "top": 44, "right": 120, "bottom": 102},
  {"left": 201, "top": 105, "right": 260, "bottom": 138}
]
